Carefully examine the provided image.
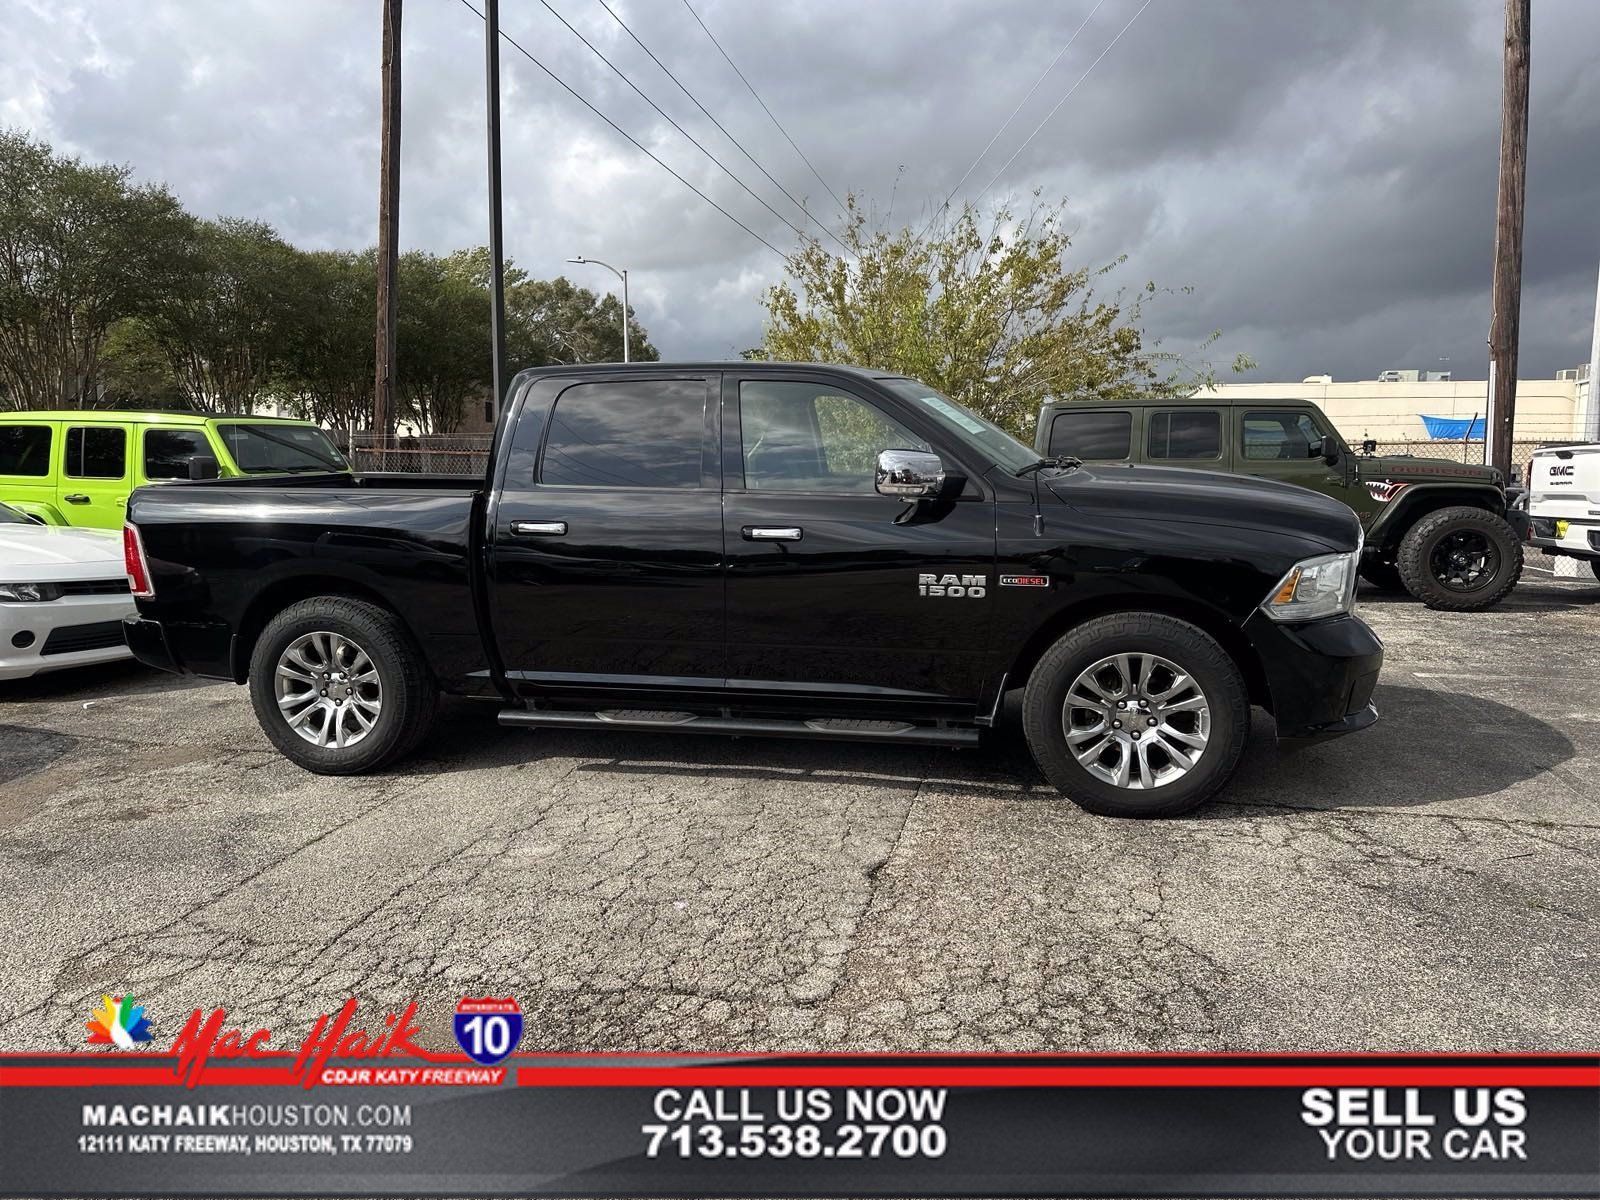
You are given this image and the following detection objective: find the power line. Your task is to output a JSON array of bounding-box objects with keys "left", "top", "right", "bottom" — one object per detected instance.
[
  {"left": 974, "top": 0, "right": 1155, "bottom": 205},
  {"left": 921, "top": 0, "right": 1109, "bottom": 239},
  {"left": 456, "top": 0, "right": 786, "bottom": 258},
  {"left": 538, "top": 0, "right": 831, "bottom": 251},
  {"left": 594, "top": 0, "right": 845, "bottom": 252},
  {"left": 681, "top": 0, "right": 847, "bottom": 215}
]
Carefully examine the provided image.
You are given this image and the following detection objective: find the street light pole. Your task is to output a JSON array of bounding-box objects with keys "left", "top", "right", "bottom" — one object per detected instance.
[{"left": 567, "top": 256, "right": 630, "bottom": 363}]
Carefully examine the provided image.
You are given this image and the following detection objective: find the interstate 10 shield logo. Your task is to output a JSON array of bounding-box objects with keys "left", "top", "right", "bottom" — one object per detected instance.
[{"left": 453, "top": 997, "right": 522, "bottom": 1065}]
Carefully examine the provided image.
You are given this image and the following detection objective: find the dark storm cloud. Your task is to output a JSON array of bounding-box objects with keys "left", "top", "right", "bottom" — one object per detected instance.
[{"left": 3, "top": 0, "right": 1596, "bottom": 379}]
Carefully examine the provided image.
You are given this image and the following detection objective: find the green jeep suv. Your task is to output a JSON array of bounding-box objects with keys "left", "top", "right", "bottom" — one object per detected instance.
[{"left": 1036, "top": 397, "right": 1523, "bottom": 611}]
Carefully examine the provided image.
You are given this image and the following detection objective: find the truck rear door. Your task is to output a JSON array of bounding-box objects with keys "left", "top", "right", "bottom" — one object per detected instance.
[
  {"left": 56, "top": 423, "right": 130, "bottom": 529},
  {"left": 720, "top": 374, "right": 995, "bottom": 709},
  {"left": 485, "top": 373, "right": 725, "bottom": 696}
]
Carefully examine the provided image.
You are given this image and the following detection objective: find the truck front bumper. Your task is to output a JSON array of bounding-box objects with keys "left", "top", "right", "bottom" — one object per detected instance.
[{"left": 1243, "top": 611, "right": 1384, "bottom": 743}]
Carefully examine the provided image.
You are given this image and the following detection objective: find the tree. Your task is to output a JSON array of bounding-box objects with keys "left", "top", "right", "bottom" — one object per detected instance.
[
  {"left": 442, "top": 248, "right": 658, "bottom": 370},
  {"left": 395, "top": 250, "right": 490, "bottom": 433},
  {"left": 277, "top": 250, "right": 375, "bottom": 432},
  {"left": 126, "top": 217, "right": 304, "bottom": 411},
  {"left": 0, "top": 129, "right": 191, "bottom": 409},
  {"left": 759, "top": 195, "right": 1249, "bottom": 438}
]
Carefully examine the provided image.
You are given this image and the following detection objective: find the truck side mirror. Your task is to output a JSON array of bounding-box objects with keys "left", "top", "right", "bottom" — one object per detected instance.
[
  {"left": 875, "top": 449, "right": 949, "bottom": 499},
  {"left": 187, "top": 454, "right": 221, "bottom": 481},
  {"left": 1305, "top": 437, "right": 1338, "bottom": 466}
]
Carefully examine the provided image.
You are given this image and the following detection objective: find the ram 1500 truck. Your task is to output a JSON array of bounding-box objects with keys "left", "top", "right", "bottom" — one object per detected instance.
[{"left": 123, "top": 364, "right": 1383, "bottom": 818}]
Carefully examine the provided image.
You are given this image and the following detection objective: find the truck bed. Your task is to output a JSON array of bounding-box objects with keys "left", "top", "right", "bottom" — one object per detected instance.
[{"left": 126, "top": 473, "right": 490, "bottom": 691}]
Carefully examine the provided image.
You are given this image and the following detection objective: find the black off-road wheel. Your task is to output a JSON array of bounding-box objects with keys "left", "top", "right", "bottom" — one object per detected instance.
[
  {"left": 1591, "top": 560, "right": 1600, "bottom": 585},
  {"left": 248, "top": 596, "right": 438, "bottom": 775},
  {"left": 1021, "top": 613, "right": 1250, "bottom": 818},
  {"left": 1395, "top": 506, "right": 1522, "bottom": 611},
  {"left": 1358, "top": 558, "right": 1406, "bottom": 592}
]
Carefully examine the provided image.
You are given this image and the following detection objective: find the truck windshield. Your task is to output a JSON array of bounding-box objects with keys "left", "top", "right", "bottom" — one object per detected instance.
[
  {"left": 219, "top": 425, "right": 347, "bottom": 474},
  {"left": 875, "top": 378, "right": 1039, "bottom": 473}
]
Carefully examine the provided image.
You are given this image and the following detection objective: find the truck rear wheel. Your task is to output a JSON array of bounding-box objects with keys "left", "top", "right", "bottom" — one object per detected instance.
[
  {"left": 1395, "top": 506, "right": 1522, "bottom": 611},
  {"left": 248, "top": 596, "right": 438, "bottom": 775},
  {"left": 1021, "top": 613, "right": 1250, "bottom": 818}
]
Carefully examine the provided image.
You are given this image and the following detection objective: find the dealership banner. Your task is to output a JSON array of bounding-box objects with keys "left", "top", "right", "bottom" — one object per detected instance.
[{"left": 3, "top": 1042, "right": 1599, "bottom": 1195}]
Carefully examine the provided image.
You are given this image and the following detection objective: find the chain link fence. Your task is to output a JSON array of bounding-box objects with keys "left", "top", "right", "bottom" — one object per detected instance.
[
  {"left": 348, "top": 433, "right": 494, "bottom": 475},
  {"left": 1362, "top": 438, "right": 1572, "bottom": 484}
]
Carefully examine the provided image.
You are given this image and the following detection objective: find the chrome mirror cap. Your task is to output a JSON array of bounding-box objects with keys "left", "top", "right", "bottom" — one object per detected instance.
[{"left": 876, "top": 449, "right": 946, "bottom": 498}]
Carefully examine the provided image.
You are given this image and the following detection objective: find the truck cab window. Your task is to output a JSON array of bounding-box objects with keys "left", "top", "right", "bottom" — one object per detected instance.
[
  {"left": 739, "top": 381, "right": 927, "bottom": 492},
  {"left": 1242, "top": 412, "right": 1324, "bottom": 461},
  {"left": 540, "top": 379, "right": 705, "bottom": 488},
  {"left": 65, "top": 427, "right": 126, "bottom": 479},
  {"left": 1048, "top": 410, "right": 1131, "bottom": 459},
  {"left": 1147, "top": 410, "right": 1221, "bottom": 461}
]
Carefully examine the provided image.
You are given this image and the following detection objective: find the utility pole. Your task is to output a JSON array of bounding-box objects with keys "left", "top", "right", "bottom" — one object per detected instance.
[
  {"left": 374, "top": 0, "right": 402, "bottom": 444},
  {"left": 484, "top": 0, "right": 508, "bottom": 423},
  {"left": 1487, "top": 0, "right": 1529, "bottom": 478}
]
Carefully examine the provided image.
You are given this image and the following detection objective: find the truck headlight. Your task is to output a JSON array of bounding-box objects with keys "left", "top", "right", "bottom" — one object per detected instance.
[
  {"left": 1260, "top": 551, "right": 1358, "bottom": 622},
  {"left": 0, "top": 582, "right": 63, "bottom": 602}
]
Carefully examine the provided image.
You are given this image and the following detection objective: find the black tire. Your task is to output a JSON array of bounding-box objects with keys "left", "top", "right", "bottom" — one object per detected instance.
[
  {"left": 1021, "top": 613, "right": 1250, "bottom": 818},
  {"left": 1358, "top": 558, "right": 1406, "bottom": 592},
  {"left": 248, "top": 595, "right": 438, "bottom": 775},
  {"left": 1395, "top": 506, "right": 1522, "bottom": 611}
]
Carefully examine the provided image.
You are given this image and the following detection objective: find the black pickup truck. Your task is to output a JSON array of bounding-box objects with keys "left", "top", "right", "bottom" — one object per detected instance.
[{"left": 124, "top": 363, "right": 1382, "bottom": 817}]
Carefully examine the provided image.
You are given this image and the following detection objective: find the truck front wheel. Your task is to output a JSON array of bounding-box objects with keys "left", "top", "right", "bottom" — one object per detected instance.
[
  {"left": 1021, "top": 613, "right": 1251, "bottom": 818},
  {"left": 1395, "top": 506, "right": 1522, "bottom": 611},
  {"left": 248, "top": 596, "right": 438, "bottom": 775}
]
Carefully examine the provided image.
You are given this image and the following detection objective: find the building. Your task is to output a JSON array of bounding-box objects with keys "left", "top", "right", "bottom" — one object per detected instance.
[{"left": 1198, "top": 368, "right": 1591, "bottom": 446}]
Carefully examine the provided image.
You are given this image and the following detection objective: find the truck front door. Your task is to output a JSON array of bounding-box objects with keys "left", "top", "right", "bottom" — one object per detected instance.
[
  {"left": 720, "top": 375, "right": 996, "bottom": 710},
  {"left": 486, "top": 374, "right": 724, "bottom": 697}
]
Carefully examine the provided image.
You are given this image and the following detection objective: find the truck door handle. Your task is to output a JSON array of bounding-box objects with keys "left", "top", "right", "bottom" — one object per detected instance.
[
  {"left": 509, "top": 520, "right": 567, "bottom": 537},
  {"left": 743, "top": 525, "right": 802, "bottom": 541},
  {"left": 63, "top": 494, "right": 90, "bottom": 504}
]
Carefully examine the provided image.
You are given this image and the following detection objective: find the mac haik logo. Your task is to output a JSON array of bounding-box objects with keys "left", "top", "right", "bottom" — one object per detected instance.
[
  {"left": 168, "top": 998, "right": 423, "bottom": 1088},
  {"left": 85, "top": 994, "right": 153, "bottom": 1048},
  {"left": 918, "top": 572, "right": 987, "bottom": 598},
  {"left": 453, "top": 996, "right": 522, "bottom": 1065}
]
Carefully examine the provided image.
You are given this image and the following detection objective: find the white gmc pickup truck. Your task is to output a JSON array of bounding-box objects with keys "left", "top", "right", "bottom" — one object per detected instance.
[{"left": 1527, "top": 443, "right": 1600, "bottom": 584}]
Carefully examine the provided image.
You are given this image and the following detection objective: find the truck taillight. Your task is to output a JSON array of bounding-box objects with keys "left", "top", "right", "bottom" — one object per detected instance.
[{"left": 124, "top": 524, "right": 154, "bottom": 599}]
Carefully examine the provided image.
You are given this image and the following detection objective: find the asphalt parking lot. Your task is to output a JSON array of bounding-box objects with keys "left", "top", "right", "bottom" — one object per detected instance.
[{"left": 0, "top": 571, "right": 1596, "bottom": 1056}]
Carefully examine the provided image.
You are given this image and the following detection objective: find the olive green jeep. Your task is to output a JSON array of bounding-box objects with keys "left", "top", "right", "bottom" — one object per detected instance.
[{"left": 1035, "top": 396, "right": 1524, "bottom": 611}]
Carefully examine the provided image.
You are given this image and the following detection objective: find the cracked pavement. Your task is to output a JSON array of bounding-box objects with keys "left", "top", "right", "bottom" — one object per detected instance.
[{"left": 0, "top": 574, "right": 1596, "bottom": 1054}]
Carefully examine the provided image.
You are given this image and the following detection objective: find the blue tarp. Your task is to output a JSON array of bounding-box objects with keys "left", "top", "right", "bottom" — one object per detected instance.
[{"left": 1420, "top": 414, "right": 1485, "bottom": 440}]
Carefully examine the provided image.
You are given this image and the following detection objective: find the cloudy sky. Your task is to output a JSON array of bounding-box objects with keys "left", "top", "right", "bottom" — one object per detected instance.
[{"left": 3, "top": 0, "right": 1597, "bottom": 381}]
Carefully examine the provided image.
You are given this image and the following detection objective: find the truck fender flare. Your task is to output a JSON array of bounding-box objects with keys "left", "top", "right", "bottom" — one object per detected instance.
[{"left": 1367, "top": 484, "right": 1502, "bottom": 548}]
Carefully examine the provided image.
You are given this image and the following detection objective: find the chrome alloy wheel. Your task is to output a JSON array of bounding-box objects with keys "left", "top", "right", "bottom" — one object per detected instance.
[
  {"left": 274, "top": 631, "right": 383, "bottom": 749},
  {"left": 1062, "top": 652, "right": 1210, "bottom": 790}
]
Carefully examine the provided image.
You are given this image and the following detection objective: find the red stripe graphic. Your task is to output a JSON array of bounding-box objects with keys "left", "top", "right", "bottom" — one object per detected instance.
[{"left": 3, "top": 1063, "right": 1595, "bottom": 1088}]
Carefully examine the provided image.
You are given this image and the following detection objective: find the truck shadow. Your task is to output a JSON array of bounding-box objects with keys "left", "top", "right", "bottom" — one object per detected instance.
[
  {"left": 450, "top": 682, "right": 1573, "bottom": 817},
  {"left": 1357, "top": 579, "right": 1599, "bottom": 615}
]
